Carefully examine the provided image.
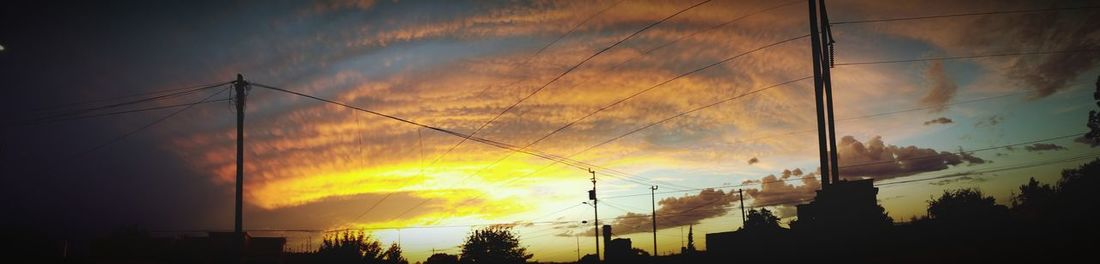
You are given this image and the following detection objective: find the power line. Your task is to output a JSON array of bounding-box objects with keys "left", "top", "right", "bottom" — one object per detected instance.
[
  {"left": 252, "top": 83, "right": 666, "bottom": 219},
  {"left": 834, "top": 48, "right": 1100, "bottom": 66},
  {"left": 534, "top": 0, "right": 804, "bottom": 112},
  {"left": 838, "top": 132, "right": 1085, "bottom": 170},
  {"left": 426, "top": 0, "right": 714, "bottom": 170},
  {"left": 835, "top": 92, "right": 1024, "bottom": 121},
  {"left": 170, "top": 149, "right": 1096, "bottom": 236},
  {"left": 531, "top": 203, "right": 586, "bottom": 221},
  {"left": 17, "top": 98, "right": 232, "bottom": 126},
  {"left": 163, "top": 142, "right": 1098, "bottom": 238},
  {"left": 26, "top": 80, "right": 231, "bottom": 113},
  {"left": 256, "top": 82, "right": 655, "bottom": 175},
  {"left": 66, "top": 87, "right": 230, "bottom": 159},
  {"left": 351, "top": 192, "right": 396, "bottom": 223},
  {"left": 252, "top": 82, "right": 585, "bottom": 168},
  {"left": 461, "top": 0, "right": 805, "bottom": 189},
  {"left": 465, "top": 34, "right": 811, "bottom": 193},
  {"left": 15, "top": 81, "right": 230, "bottom": 125},
  {"left": 602, "top": 132, "right": 1088, "bottom": 199},
  {"left": 520, "top": 76, "right": 812, "bottom": 182},
  {"left": 721, "top": 90, "right": 1031, "bottom": 144},
  {"left": 830, "top": 5, "right": 1100, "bottom": 25},
  {"left": 876, "top": 152, "right": 1100, "bottom": 187},
  {"left": 473, "top": 0, "right": 626, "bottom": 98},
  {"left": 424, "top": 74, "right": 812, "bottom": 225}
]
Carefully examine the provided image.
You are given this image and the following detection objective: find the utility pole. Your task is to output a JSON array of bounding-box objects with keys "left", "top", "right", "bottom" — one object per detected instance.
[
  {"left": 818, "top": 0, "right": 840, "bottom": 183},
  {"left": 650, "top": 185, "right": 658, "bottom": 257},
  {"left": 233, "top": 73, "right": 249, "bottom": 259},
  {"left": 807, "top": 0, "right": 832, "bottom": 189},
  {"left": 739, "top": 189, "right": 746, "bottom": 228},
  {"left": 679, "top": 226, "right": 684, "bottom": 249},
  {"left": 575, "top": 234, "right": 581, "bottom": 262},
  {"left": 588, "top": 168, "right": 600, "bottom": 261}
]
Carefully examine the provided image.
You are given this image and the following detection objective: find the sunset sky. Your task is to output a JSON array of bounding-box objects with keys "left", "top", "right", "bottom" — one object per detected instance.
[{"left": 2, "top": 0, "right": 1099, "bottom": 262}]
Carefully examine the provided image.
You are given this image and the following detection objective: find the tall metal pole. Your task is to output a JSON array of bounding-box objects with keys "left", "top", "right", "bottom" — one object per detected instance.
[
  {"left": 807, "top": 0, "right": 831, "bottom": 188},
  {"left": 739, "top": 189, "right": 746, "bottom": 227},
  {"left": 589, "top": 169, "right": 600, "bottom": 261},
  {"left": 650, "top": 185, "right": 658, "bottom": 257},
  {"left": 234, "top": 74, "right": 247, "bottom": 234},
  {"left": 819, "top": 0, "right": 841, "bottom": 184}
]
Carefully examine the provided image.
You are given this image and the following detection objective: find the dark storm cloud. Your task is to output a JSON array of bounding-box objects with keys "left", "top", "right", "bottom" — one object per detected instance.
[
  {"left": 603, "top": 189, "right": 739, "bottom": 235},
  {"left": 920, "top": 61, "right": 958, "bottom": 112},
  {"left": 1024, "top": 143, "right": 1067, "bottom": 152},
  {"left": 838, "top": 136, "right": 986, "bottom": 180},
  {"left": 923, "top": 117, "right": 954, "bottom": 126}
]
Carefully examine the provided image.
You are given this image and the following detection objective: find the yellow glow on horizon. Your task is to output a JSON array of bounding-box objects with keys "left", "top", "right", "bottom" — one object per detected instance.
[{"left": 248, "top": 156, "right": 575, "bottom": 214}]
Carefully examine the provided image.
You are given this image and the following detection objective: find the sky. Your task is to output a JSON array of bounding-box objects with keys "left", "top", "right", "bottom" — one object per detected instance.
[{"left": 1, "top": 0, "right": 1099, "bottom": 262}]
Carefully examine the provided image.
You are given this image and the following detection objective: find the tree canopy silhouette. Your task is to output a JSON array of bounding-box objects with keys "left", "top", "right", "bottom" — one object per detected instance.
[
  {"left": 459, "top": 226, "right": 532, "bottom": 264},
  {"left": 926, "top": 188, "right": 1009, "bottom": 229},
  {"left": 744, "top": 208, "right": 781, "bottom": 230},
  {"left": 425, "top": 253, "right": 459, "bottom": 264},
  {"left": 316, "top": 231, "right": 407, "bottom": 264}
]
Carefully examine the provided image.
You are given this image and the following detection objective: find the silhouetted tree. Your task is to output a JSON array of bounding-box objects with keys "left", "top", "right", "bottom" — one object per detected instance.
[
  {"left": 382, "top": 242, "right": 408, "bottom": 264},
  {"left": 685, "top": 225, "right": 696, "bottom": 253},
  {"left": 1050, "top": 158, "right": 1100, "bottom": 235},
  {"left": 459, "top": 226, "right": 532, "bottom": 264},
  {"left": 424, "top": 253, "right": 458, "bottom": 264},
  {"left": 744, "top": 208, "right": 781, "bottom": 230},
  {"left": 927, "top": 188, "right": 1009, "bottom": 228},
  {"left": 577, "top": 254, "right": 599, "bottom": 264},
  {"left": 316, "top": 231, "right": 406, "bottom": 264},
  {"left": 1011, "top": 177, "right": 1057, "bottom": 223}
]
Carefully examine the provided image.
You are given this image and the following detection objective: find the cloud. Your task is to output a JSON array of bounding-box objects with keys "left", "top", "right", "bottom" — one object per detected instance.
[
  {"left": 928, "top": 176, "right": 987, "bottom": 186},
  {"left": 1074, "top": 135, "right": 1100, "bottom": 147},
  {"left": 747, "top": 157, "right": 759, "bottom": 165},
  {"left": 920, "top": 61, "right": 958, "bottom": 112},
  {"left": 1024, "top": 143, "right": 1067, "bottom": 152},
  {"left": 838, "top": 136, "right": 986, "bottom": 180},
  {"left": 743, "top": 168, "right": 819, "bottom": 217},
  {"left": 975, "top": 115, "right": 1003, "bottom": 128},
  {"left": 923, "top": 117, "right": 954, "bottom": 126},
  {"left": 841, "top": 0, "right": 1100, "bottom": 98},
  {"left": 603, "top": 188, "right": 739, "bottom": 235}
]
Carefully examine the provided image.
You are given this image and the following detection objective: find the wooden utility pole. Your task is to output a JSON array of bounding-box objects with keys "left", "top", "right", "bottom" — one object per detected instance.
[
  {"left": 234, "top": 74, "right": 248, "bottom": 234},
  {"left": 588, "top": 169, "right": 600, "bottom": 261},
  {"left": 233, "top": 73, "right": 249, "bottom": 260},
  {"left": 651, "top": 185, "right": 658, "bottom": 257}
]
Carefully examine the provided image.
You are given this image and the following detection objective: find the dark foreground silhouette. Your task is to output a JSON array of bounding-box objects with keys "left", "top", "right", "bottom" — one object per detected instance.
[{"left": 7, "top": 158, "right": 1099, "bottom": 263}]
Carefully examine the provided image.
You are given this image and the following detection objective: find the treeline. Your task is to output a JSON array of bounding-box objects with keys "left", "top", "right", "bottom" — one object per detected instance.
[
  {"left": 290, "top": 225, "right": 532, "bottom": 264},
  {"left": 857, "top": 158, "right": 1099, "bottom": 263}
]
